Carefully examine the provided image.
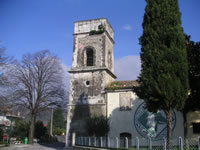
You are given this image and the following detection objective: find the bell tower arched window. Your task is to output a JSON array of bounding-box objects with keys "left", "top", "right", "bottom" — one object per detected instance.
[{"left": 86, "top": 48, "right": 94, "bottom": 66}]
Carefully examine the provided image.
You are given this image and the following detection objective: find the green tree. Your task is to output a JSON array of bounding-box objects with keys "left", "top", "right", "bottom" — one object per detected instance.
[
  {"left": 53, "top": 107, "right": 65, "bottom": 129},
  {"left": 85, "top": 116, "right": 109, "bottom": 137},
  {"left": 53, "top": 128, "right": 65, "bottom": 136},
  {"left": 13, "top": 119, "right": 28, "bottom": 140},
  {"left": 52, "top": 107, "right": 66, "bottom": 136},
  {"left": 183, "top": 35, "right": 200, "bottom": 137},
  {"left": 0, "top": 128, "right": 3, "bottom": 142},
  {"left": 9, "top": 50, "right": 65, "bottom": 144},
  {"left": 136, "top": 0, "right": 188, "bottom": 147},
  {"left": 34, "top": 120, "right": 47, "bottom": 139}
]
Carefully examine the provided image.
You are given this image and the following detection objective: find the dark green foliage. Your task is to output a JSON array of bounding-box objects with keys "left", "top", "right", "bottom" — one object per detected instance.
[
  {"left": 52, "top": 107, "right": 65, "bottom": 136},
  {"left": 137, "top": 0, "right": 188, "bottom": 144},
  {"left": 183, "top": 35, "right": 200, "bottom": 113},
  {"left": 53, "top": 128, "right": 65, "bottom": 136},
  {"left": 182, "top": 35, "right": 200, "bottom": 136},
  {"left": 85, "top": 116, "right": 109, "bottom": 136},
  {"left": 34, "top": 121, "right": 47, "bottom": 139},
  {"left": 89, "top": 25, "right": 104, "bottom": 35},
  {"left": 0, "top": 128, "right": 3, "bottom": 141},
  {"left": 137, "top": 0, "right": 188, "bottom": 113},
  {"left": 13, "top": 119, "right": 28, "bottom": 140},
  {"left": 53, "top": 107, "right": 65, "bottom": 129}
]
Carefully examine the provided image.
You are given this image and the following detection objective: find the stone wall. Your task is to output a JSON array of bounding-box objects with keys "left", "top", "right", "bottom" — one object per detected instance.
[
  {"left": 74, "top": 18, "right": 114, "bottom": 39},
  {"left": 70, "top": 71, "right": 104, "bottom": 104},
  {"left": 76, "top": 35, "right": 105, "bottom": 68}
]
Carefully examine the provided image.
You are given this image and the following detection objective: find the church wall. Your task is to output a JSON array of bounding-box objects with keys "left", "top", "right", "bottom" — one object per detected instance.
[
  {"left": 107, "top": 91, "right": 184, "bottom": 141},
  {"left": 186, "top": 111, "right": 200, "bottom": 140},
  {"left": 107, "top": 91, "right": 141, "bottom": 139}
]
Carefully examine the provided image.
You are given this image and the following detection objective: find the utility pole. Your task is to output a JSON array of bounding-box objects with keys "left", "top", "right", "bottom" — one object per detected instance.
[{"left": 50, "top": 109, "right": 53, "bottom": 136}]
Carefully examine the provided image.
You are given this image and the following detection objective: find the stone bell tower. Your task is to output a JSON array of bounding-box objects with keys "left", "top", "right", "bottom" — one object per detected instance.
[{"left": 66, "top": 18, "right": 116, "bottom": 146}]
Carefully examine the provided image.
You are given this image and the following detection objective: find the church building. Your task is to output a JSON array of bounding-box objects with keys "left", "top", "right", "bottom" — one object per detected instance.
[{"left": 66, "top": 18, "right": 199, "bottom": 147}]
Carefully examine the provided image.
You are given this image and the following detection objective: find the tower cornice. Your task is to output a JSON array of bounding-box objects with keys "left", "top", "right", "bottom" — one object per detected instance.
[
  {"left": 69, "top": 67, "right": 117, "bottom": 79},
  {"left": 73, "top": 31, "right": 115, "bottom": 44}
]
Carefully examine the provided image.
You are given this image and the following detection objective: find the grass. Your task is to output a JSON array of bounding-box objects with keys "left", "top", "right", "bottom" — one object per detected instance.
[{"left": 0, "top": 141, "right": 7, "bottom": 144}]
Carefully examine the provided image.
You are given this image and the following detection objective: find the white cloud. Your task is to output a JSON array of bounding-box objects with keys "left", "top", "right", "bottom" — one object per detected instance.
[
  {"left": 122, "top": 24, "right": 133, "bottom": 31},
  {"left": 114, "top": 55, "right": 141, "bottom": 80}
]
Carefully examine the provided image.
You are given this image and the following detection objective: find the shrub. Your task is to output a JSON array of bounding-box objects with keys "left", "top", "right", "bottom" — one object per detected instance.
[{"left": 85, "top": 116, "right": 109, "bottom": 136}]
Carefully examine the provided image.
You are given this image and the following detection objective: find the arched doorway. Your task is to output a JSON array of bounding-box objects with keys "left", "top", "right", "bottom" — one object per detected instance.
[{"left": 120, "top": 132, "right": 132, "bottom": 148}]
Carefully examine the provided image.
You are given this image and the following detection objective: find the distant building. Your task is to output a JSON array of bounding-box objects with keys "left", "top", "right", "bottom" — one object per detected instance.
[
  {"left": 66, "top": 18, "right": 200, "bottom": 147},
  {"left": 0, "top": 116, "right": 10, "bottom": 127}
]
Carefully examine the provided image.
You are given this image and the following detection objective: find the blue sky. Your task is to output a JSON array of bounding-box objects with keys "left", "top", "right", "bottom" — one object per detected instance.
[{"left": 0, "top": 0, "right": 200, "bottom": 80}]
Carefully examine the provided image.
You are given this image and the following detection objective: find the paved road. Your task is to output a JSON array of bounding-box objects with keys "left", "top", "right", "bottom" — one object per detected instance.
[{"left": 1, "top": 142, "right": 67, "bottom": 150}]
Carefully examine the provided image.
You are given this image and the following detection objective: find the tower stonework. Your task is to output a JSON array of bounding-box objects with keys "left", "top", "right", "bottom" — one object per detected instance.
[{"left": 66, "top": 18, "right": 116, "bottom": 146}]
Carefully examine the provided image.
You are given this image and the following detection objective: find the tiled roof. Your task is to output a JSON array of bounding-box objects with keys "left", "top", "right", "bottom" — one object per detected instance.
[{"left": 106, "top": 80, "right": 139, "bottom": 90}]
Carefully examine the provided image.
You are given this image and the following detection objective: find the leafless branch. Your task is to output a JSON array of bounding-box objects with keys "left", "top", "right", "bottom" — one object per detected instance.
[{"left": 9, "top": 50, "right": 66, "bottom": 114}]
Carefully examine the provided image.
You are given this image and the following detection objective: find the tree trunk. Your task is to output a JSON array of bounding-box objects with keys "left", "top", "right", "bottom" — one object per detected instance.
[
  {"left": 183, "top": 112, "right": 189, "bottom": 149},
  {"left": 183, "top": 112, "right": 187, "bottom": 137},
  {"left": 166, "top": 109, "right": 173, "bottom": 150},
  {"left": 28, "top": 113, "right": 36, "bottom": 144}
]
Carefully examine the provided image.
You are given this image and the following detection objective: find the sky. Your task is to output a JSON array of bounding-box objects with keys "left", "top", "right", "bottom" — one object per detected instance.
[{"left": 0, "top": 0, "right": 200, "bottom": 81}]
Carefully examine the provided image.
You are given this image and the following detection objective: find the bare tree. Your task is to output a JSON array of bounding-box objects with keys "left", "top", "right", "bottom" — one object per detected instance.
[
  {"left": 0, "top": 48, "right": 14, "bottom": 112},
  {"left": 0, "top": 48, "right": 10, "bottom": 84},
  {"left": 10, "top": 50, "right": 66, "bottom": 144}
]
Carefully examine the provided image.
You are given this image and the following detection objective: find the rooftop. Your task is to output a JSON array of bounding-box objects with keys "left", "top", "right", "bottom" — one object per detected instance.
[
  {"left": 106, "top": 80, "right": 139, "bottom": 90},
  {"left": 74, "top": 18, "right": 114, "bottom": 32}
]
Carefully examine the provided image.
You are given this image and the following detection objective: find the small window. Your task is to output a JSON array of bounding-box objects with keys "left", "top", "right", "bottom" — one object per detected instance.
[
  {"left": 86, "top": 48, "right": 93, "bottom": 66},
  {"left": 86, "top": 81, "right": 90, "bottom": 86},
  {"left": 119, "top": 93, "right": 131, "bottom": 111},
  {"left": 85, "top": 80, "right": 90, "bottom": 87},
  {"left": 108, "top": 51, "right": 112, "bottom": 70},
  {"left": 192, "top": 123, "right": 200, "bottom": 134}
]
